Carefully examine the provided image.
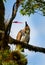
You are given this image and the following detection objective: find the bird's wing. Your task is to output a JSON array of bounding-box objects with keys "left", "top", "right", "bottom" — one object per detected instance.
[
  {"left": 16, "top": 30, "right": 22, "bottom": 41},
  {"left": 27, "top": 36, "right": 30, "bottom": 44}
]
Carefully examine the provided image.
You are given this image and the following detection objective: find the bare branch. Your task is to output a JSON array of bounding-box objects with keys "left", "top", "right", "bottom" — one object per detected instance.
[
  {"left": 5, "top": 0, "right": 20, "bottom": 35},
  {"left": 9, "top": 36, "right": 45, "bottom": 54}
]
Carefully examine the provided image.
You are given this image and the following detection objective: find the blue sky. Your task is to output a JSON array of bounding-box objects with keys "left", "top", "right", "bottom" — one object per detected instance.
[{"left": 4, "top": 0, "right": 45, "bottom": 65}]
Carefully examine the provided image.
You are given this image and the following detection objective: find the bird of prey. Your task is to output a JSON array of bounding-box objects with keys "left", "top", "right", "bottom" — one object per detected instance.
[{"left": 16, "top": 22, "right": 30, "bottom": 52}]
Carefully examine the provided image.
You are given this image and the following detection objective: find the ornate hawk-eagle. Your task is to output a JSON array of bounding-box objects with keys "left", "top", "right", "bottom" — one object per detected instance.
[{"left": 16, "top": 22, "right": 30, "bottom": 52}]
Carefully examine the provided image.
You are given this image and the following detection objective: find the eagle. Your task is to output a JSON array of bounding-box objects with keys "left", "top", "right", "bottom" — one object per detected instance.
[{"left": 16, "top": 22, "right": 30, "bottom": 52}]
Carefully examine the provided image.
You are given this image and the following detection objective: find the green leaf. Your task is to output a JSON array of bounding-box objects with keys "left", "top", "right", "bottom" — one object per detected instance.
[{"left": 20, "top": 0, "right": 45, "bottom": 16}]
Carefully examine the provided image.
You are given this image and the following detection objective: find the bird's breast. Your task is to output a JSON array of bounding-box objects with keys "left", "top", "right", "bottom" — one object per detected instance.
[{"left": 20, "top": 34, "right": 29, "bottom": 43}]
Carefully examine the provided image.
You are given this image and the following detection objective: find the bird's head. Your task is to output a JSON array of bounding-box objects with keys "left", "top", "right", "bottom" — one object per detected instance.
[{"left": 25, "top": 22, "right": 30, "bottom": 34}]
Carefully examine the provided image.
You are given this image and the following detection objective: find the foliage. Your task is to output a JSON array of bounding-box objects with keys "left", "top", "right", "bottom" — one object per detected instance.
[
  {"left": 3, "top": 0, "right": 45, "bottom": 16},
  {"left": 20, "top": 0, "right": 45, "bottom": 16},
  {"left": 0, "top": 50, "right": 27, "bottom": 65}
]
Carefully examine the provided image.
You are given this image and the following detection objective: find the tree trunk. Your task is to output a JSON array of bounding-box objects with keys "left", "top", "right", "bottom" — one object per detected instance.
[
  {"left": 3, "top": 0, "right": 20, "bottom": 50},
  {"left": 0, "top": 0, "right": 5, "bottom": 49},
  {"left": 0, "top": 0, "right": 5, "bottom": 31}
]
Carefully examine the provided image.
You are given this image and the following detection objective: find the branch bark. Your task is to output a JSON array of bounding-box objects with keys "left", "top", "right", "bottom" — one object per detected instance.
[
  {"left": 2, "top": 0, "right": 20, "bottom": 49},
  {"left": 9, "top": 36, "right": 45, "bottom": 54},
  {"left": 5, "top": 0, "right": 20, "bottom": 35},
  {"left": 0, "top": 31, "right": 45, "bottom": 53}
]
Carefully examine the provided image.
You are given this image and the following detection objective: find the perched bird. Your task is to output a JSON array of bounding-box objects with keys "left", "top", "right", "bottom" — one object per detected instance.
[{"left": 16, "top": 22, "right": 30, "bottom": 52}]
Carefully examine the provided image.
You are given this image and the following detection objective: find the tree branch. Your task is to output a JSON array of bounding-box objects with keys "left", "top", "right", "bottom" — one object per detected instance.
[
  {"left": 2, "top": 0, "right": 20, "bottom": 49},
  {"left": 9, "top": 36, "right": 45, "bottom": 53},
  {"left": 5, "top": 0, "right": 20, "bottom": 36},
  {"left": 0, "top": 31, "right": 45, "bottom": 53}
]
